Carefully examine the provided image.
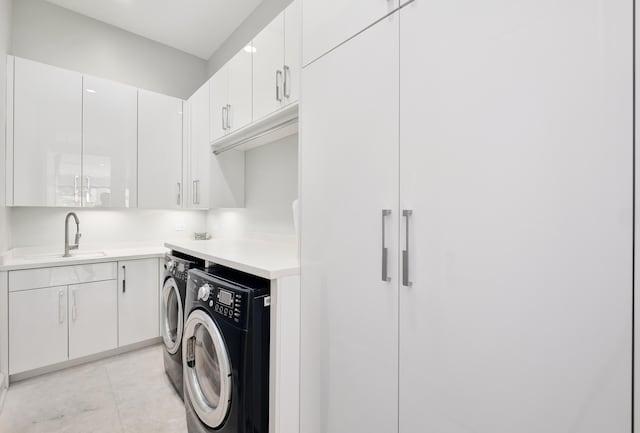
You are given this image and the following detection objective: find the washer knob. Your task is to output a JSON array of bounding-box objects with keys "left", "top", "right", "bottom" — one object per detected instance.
[{"left": 198, "top": 284, "right": 212, "bottom": 302}]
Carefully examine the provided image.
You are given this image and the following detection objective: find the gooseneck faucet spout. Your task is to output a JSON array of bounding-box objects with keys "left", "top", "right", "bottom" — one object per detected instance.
[{"left": 64, "top": 212, "right": 81, "bottom": 257}]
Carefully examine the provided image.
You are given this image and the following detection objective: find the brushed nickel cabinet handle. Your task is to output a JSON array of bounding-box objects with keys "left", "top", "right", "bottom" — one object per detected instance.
[
  {"left": 283, "top": 65, "right": 291, "bottom": 98},
  {"left": 402, "top": 210, "right": 413, "bottom": 287},
  {"left": 276, "top": 70, "right": 283, "bottom": 102},
  {"left": 58, "top": 290, "right": 65, "bottom": 324},
  {"left": 381, "top": 209, "right": 391, "bottom": 282}
]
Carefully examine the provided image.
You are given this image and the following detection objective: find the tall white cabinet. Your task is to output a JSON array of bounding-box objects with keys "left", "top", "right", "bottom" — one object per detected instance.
[
  {"left": 82, "top": 76, "right": 138, "bottom": 208},
  {"left": 138, "top": 89, "right": 184, "bottom": 209},
  {"left": 300, "top": 15, "right": 399, "bottom": 433},
  {"left": 398, "top": 0, "right": 632, "bottom": 431},
  {"left": 301, "top": 1, "right": 633, "bottom": 432},
  {"left": 11, "top": 57, "right": 82, "bottom": 207}
]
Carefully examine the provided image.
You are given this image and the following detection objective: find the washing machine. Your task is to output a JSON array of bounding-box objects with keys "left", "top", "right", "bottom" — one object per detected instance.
[
  {"left": 183, "top": 266, "right": 271, "bottom": 433},
  {"left": 162, "top": 251, "right": 205, "bottom": 399}
]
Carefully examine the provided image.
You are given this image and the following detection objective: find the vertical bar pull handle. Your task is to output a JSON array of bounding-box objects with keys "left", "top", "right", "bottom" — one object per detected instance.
[
  {"left": 71, "top": 290, "right": 77, "bottom": 322},
  {"left": 276, "top": 70, "right": 283, "bottom": 102},
  {"left": 402, "top": 210, "right": 413, "bottom": 287},
  {"left": 122, "top": 265, "right": 127, "bottom": 293},
  {"left": 283, "top": 65, "right": 291, "bottom": 98},
  {"left": 222, "top": 106, "right": 227, "bottom": 130},
  {"left": 226, "top": 104, "right": 231, "bottom": 130},
  {"left": 381, "top": 209, "right": 391, "bottom": 282},
  {"left": 58, "top": 290, "right": 65, "bottom": 324},
  {"left": 85, "top": 176, "right": 91, "bottom": 204},
  {"left": 74, "top": 175, "right": 79, "bottom": 203},
  {"left": 177, "top": 182, "right": 182, "bottom": 206}
]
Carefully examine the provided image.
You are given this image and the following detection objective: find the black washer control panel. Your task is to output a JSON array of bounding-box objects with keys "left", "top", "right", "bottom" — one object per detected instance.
[{"left": 212, "top": 286, "right": 246, "bottom": 326}]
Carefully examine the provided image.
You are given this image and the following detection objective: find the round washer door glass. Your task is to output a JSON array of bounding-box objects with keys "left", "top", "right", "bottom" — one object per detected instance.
[
  {"left": 183, "top": 309, "right": 232, "bottom": 429},
  {"left": 161, "top": 278, "right": 183, "bottom": 355}
]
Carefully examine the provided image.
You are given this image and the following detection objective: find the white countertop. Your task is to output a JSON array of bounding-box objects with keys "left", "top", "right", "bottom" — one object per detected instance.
[
  {"left": 165, "top": 239, "right": 299, "bottom": 280},
  {"left": 0, "top": 244, "right": 169, "bottom": 271}
]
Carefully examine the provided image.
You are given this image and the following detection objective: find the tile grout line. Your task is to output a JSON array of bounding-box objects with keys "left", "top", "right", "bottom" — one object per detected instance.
[{"left": 104, "top": 365, "right": 127, "bottom": 433}]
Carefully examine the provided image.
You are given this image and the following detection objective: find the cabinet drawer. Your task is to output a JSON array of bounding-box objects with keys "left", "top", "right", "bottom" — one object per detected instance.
[{"left": 9, "top": 262, "right": 117, "bottom": 292}]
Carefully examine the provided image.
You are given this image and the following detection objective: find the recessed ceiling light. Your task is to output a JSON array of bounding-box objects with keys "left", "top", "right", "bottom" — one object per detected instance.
[{"left": 244, "top": 45, "right": 256, "bottom": 53}]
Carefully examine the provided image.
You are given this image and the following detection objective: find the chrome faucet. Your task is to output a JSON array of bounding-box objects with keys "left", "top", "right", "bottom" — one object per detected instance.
[{"left": 64, "top": 212, "right": 82, "bottom": 257}]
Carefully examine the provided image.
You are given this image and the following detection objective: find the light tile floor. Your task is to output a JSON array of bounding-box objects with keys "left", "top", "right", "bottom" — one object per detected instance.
[{"left": 0, "top": 344, "right": 187, "bottom": 433}]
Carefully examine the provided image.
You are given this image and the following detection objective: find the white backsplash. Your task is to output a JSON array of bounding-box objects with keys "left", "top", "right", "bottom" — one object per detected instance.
[
  {"left": 8, "top": 207, "right": 208, "bottom": 249},
  {"left": 208, "top": 134, "right": 299, "bottom": 241}
]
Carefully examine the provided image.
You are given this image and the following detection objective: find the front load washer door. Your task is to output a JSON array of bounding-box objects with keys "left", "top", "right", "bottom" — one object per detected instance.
[
  {"left": 183, "top": 309, "right": 232, "bottom": 429},
  {"left": 162, "top": 278, "right": 183, "bottom": 355}
]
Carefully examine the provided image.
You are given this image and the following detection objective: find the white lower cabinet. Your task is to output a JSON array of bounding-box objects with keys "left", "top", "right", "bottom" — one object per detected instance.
[
  {"left": 8, "top": 260, "right": 160, "bottom": 375},
  {"left": 68, "top": 280, "right": 118, "bottom": 360},
  {"left": 9, "top": 286, "right": 68, "bottom": 374},
  {"left": 118, "top": 259, "right": 159, "bottom": 347}
]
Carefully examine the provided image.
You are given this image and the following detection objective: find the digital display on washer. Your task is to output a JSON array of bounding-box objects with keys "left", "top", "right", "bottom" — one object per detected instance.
[{"left": 217, "top": 289, "right": 234, "bottom": 306}]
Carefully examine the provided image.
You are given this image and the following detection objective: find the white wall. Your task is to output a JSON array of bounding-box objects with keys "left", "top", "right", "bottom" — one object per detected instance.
[
  {"left": 9, "top": 208, "right": 207, "bottom": 249},
  {"left": 0, "top": 0, "right": 11, "bottom": 254},
  {"left": 11, "top": 0, "right": 207, "bottom": 99},
  {"left": 208, "top": 135, "right": 298, "bottom": 239},
  {"left": 207, "top": 0, "right": 293, "bottom": 76}
]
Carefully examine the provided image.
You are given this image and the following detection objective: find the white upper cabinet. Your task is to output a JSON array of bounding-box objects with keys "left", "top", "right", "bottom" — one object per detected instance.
[
  {"left": 253, "top": 13, "right": 285, "bottom": 121},
  {"left": 210, "top": 50, "right": 253, "bottom": 142},
  {"left": 227, "top": 50, "right": 253, "bottom": 133},
  {"left": 253, "top": 0, "right": 301, "bottom": 121},
  {"left": 283, "top": 0, "right": 301, "bottom": 104},
  {"left": 12, "top": 57, "right": 82, "bottom": 207},
  {"left": 210, "top": 65, "right": 229, "bottom": 142},
  {"left": 138, "top": 89, "right": 184, "bottom": 209},
  {"left": 188, "top": 81, "right": 211, "bottom": 209},
  {"left": 82, "top": 76, "right": 138, "bottom": 208},
  {"left": 302, "top": 0, "right": 398, "bottom": 65}
]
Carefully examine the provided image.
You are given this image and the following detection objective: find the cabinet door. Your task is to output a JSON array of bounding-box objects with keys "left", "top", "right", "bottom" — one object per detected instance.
[
  {"left": 83, "top": 75, "right": 138, "bottom": 208},
  {"left": 13, "top": 57, "right": 82, "bottom": 207},
  {"left": 399, "top": 1, "right": 632, "bottom": 432},
  {"left": 68, "top": 280, "right": 117, "bottom": 359},
  {"left": 284, "top": 0, "right": 301, "bottom": 104},
  {"left": 227, "top": 49, "right": 253, "bottom": 132},
  {"left": 302, "top": 0, "right": 398, "bottom": 66},
  {"left": 188, "top": 81, "right": 211, "bottom": 209},
  {"left": 138, "top": 90, "right": 184, "bottom": 209},
  {"left": 210, "top": 67, "right": 228, "bottom": 142},
  {"left": 118, "top": 259, "right": 159, "bottom": 347},
  {"left": 9, "top": 286, "right": 68, "bottom": 374},
  {"left": 300, "top": 16, "right": 399, "bottom": 433},
  {"left": 253, "top": 13, "right": 285, "bottom": 121}
]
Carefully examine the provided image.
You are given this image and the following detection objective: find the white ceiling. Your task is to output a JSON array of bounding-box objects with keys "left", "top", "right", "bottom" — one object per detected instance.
[{"left": 44, "top": 0, "right": 263, "bottom": 60}]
